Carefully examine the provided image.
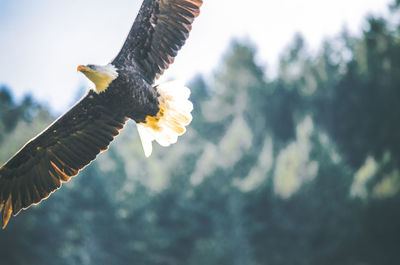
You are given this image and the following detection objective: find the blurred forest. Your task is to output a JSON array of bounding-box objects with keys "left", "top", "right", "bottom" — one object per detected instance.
[{"left": 1, "top": 2, "right": 400, "bottom": 265}]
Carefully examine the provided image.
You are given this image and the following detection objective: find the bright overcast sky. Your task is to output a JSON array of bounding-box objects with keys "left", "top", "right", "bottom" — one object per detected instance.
[{"left": 0, "top": 0, "right": 392, "bottom": 113}]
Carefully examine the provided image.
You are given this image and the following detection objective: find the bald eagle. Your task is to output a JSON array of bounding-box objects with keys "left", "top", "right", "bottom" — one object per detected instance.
[{"left": 0, "top": 0, "right": 202, "bottom": 228}]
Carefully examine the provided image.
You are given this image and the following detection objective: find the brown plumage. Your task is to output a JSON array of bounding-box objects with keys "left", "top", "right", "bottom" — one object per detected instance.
[
  {"left": 113, "top": 0, "right": 202, "bottom": 82},
  {"left": 0, "top": 0, "right": 202, "bottom": 229}
]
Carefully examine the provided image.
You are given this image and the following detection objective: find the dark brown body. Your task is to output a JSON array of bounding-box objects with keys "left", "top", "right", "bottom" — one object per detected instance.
[{"left": 107, "top": 67, "right": 159, "bottom": 123}]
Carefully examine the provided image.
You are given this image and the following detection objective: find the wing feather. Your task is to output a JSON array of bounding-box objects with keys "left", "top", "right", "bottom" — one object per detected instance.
[
  {"left": 112, "top": 0, "right": 202, "bottom": 82},
  {"left": 2, "top": 196, "right": 12, "bottom": 227},
  {"left": 0, "top": 91, "right": 127, "bottom": 228}
]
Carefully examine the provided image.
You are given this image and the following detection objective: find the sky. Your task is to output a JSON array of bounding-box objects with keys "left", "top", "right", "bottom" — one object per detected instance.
[{"left": 0, "top": 0, "right": 392, "bottom": 113}]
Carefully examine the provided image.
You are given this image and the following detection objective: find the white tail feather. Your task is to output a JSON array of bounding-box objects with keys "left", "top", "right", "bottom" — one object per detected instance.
[{"left": 137, "top": 80, "right": 193, "bottom": 157}]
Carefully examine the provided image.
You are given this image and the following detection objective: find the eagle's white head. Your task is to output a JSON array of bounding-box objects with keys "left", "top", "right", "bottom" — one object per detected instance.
[{"left": 77, "top": 64, "right": 118, "bottom": 93}]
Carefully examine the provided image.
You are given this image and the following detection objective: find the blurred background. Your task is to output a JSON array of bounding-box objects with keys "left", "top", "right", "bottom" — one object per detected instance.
[{"left": 1, "top": 0, "right": 400, "bottom": 264}]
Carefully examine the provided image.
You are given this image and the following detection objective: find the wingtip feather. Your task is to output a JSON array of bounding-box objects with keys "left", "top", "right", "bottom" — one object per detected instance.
[{"left": 2, "top": 195, "right": 12, "bottom": 229}]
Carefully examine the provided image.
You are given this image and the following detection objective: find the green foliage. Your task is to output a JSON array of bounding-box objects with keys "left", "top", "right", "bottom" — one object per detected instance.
[{"left": 1, "top": 2, "right": 400, "bottom": 264}]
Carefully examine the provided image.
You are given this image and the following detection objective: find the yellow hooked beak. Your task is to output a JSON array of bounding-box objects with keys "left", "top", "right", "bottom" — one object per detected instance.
[{"left": 77, "top": 65, "right": 88, "bottom": 72}]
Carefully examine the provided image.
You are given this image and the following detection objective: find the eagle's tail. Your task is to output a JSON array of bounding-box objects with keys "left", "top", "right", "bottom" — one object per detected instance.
[{"left": 137, "top": 80, "right": 193, "bottom": 157}]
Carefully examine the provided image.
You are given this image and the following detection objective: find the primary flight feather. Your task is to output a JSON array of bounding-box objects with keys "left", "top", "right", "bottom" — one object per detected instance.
[{"left": 0, "top": 0, "right": 202, "bottom": 228}]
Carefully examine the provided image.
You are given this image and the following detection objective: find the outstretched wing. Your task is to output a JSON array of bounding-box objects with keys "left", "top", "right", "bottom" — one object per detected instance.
[
  {"left": 0, "top": 91, "right": 127, "bottom": 228},
  {"left": 112, "top": 0, "right": 202, "bottom": 83}
]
